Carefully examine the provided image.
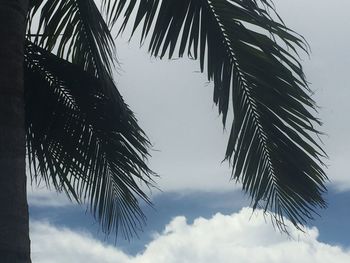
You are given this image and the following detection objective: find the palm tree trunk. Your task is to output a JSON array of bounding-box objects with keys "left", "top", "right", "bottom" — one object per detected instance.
[{"left": 0, "top": 0, "right": 30, "bottom": 262}]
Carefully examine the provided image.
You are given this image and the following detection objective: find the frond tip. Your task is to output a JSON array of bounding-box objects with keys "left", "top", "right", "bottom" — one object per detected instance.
[{"left": 24, "top": 41, "right": 156, "bottom": 238}]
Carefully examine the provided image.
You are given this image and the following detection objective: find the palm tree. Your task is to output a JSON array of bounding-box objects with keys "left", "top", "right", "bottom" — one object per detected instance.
[{"left": 0, "top": 0, "right": 327, "bottom": 261}]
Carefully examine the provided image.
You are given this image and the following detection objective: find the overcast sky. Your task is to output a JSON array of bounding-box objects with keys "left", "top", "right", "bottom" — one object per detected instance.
[{"left": 28, "top": 0, "right": 350, "bottom": 262}]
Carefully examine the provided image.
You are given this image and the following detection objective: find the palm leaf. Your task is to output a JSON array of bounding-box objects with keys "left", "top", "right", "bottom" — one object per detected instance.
[
  {"left": 104, "top": 0, "right": 328, "bottom": 229},
  {"left": 27, "top": 0, "right": 116, "bottom": 94},
  {"left": 24, "top": 40, "right": 155, "bottom": 238}
]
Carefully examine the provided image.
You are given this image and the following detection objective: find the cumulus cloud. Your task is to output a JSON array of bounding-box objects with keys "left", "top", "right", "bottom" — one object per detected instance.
[
  {"left": 31, "top": 208, "right": 350, "bottom": 263},
  {"left": 31, "top": 221, "right": 131, "bottom": 263}
]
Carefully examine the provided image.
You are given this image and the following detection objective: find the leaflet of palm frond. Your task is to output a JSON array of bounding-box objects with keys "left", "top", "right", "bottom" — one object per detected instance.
[
  {"left": 24, "top": 41, "right": 154, "bottom": 238},
  {"left": 27, "top": 0, "right": 116, "bottom": 96},
  {"left": 105, "top": 0, "right": 328, "bottom": 229}
]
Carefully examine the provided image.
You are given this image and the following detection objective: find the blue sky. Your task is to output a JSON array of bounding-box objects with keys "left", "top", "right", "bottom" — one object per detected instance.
[{"left": 28, "top": 0, "right": 350, "bottom": 262}]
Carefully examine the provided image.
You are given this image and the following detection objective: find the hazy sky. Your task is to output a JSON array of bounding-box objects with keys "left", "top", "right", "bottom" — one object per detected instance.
[{"left": 28, "top": 0, "right": 350, "bottom": 262}]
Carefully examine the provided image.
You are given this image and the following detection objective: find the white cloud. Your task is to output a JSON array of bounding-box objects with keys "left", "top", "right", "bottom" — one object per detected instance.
[
  {"left": 31, "top": 221, "right": 131, "bottom": 263},
  {"left": 116, "top": 42, "right": 237, "bottom": 194},
  {"left": 30, "top": 208, "right": 350, "bottom": 263},
  {"left": 28, "top": 183, "right": 72, "bottom": 207},
  {"left": 327, "top": 155, "right": 350, "bottom": 192}
]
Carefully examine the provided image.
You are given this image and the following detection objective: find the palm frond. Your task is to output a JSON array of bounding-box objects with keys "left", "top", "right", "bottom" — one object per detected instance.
[
  {"left": 27, "top": 0, "right": 116, "bottom": 93},
  {"left": 105, "top": 0, "right": 328, "bottom": 229},
  {"left": 24, "top": 41, "right": 155, "bottom": 238}
]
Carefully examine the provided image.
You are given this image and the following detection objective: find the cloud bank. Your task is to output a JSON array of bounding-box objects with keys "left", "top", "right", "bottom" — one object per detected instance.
[
  {"left": 28, "top": 183, "right": 72, "bottom": 207},
  {"left": 31, "top": 208, "right": 350, "bottom": 263}
]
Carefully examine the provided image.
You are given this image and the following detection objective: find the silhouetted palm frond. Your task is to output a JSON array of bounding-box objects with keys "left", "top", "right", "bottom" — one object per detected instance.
[
  {"left": 103, "top": 0, "right": 328, "bottom": 229},
  {"left": 27, "top": 0, "right": 116, "bottom": 94},
  {"left": 24, "top": 41, "right": 155, "bottom": 238}
]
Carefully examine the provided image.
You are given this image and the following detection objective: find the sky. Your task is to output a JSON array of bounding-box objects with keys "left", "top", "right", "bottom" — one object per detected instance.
[{"left": 28, "top": 0, "right": 350, "bottom": 262}]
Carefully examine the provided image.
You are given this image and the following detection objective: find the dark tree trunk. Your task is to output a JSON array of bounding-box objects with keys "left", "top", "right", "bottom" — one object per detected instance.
[{"left": 0, "top": 0, "right": 30, "bottom": 262}]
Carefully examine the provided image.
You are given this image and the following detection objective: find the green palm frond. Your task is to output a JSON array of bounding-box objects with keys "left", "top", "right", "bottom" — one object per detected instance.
[
  {"left": 104, "top": 0, "right": 328, "bottom": 229},
  {"left": 24, "top": 41, "right": 155, "bottom": 238},
  {"left": 27, "top": 0, "right": 115, "bottom": 92}
]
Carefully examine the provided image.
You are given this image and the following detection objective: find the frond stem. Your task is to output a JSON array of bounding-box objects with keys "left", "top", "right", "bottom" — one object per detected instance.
[{"left": 205, "top": 0, "right": 276, "bottom": 194}]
